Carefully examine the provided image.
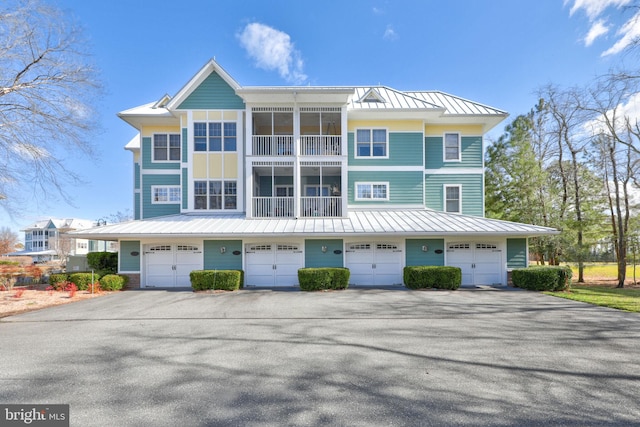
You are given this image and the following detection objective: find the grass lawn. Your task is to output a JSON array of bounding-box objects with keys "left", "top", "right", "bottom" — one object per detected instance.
[{"left": 545, "top": 286, "right": 640, "bottom": 313}]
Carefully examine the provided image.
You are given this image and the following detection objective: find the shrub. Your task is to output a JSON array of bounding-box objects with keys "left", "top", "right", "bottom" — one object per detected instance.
[
  {"left": 403, "top": 266, "right": 462, "bottom": 290},
  {"left": 512, "top": 266, "right": 572, "bottom": 291},
  {"left": 99, "top": 274, "right": 129, "bottom": 291},
  {"left": 190, "top": 270, "right": 242, "bottom": 291},
  {"left": 69, "top": 272, "right": 101, "bottom": 291},
  {"left": 49, "top": 273, "right": 70, "bottom": 290},
  {"left": 87, "top": 252, "right": 118, "bottom": 274},
  {"left": 298, "top": 268, "right": 350, "bottom": 291}
]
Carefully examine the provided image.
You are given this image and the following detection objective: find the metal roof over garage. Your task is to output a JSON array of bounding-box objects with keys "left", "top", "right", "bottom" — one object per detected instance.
[{"left": 68, "top": 209, "right": 557, "bottom": 240}]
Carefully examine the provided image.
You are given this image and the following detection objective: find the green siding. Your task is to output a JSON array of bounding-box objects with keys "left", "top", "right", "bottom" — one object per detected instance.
[
  {"left": 305, "top": 239, "right": 344, "bottom": 268},
  {"left": 134, "top": 163, "right": 140, "bottom": 189},
  {"left": 507, "top": 238, "right": 528, "bottom": 269},
  {"left": 182, "top": 128, "right": 188, "bottom": 161},
  {"left": 177, "top": 72, "right": 245, "bottom": 110},
  {"left": 425, "top": 136, "right": 483, "bottom": 169},
  {"left": 348, "top": 132, "right": 423, "bottom": 166},
  {"left": 142, "top": 137, "right": 181, "bottom": 170},
  {"left": 424, "top": 174, "right": 483, "bottom": 216},
  {"left": 134, "top": 193, "right": 141, "bottom": 220},
  {"left": 120, "top": 241, "right": 141, "bottom": 272},
  {"left": 182, "top": 168, "right": 188, "bottom": 210},
  {"left": 405, "top": 239, "right": 445, "bottom": 266},
  {"left": 141, "top": 174, "right": 181, "bottom": 219},
  {"left": 348, "top": 171, "right": 423, "bottom": 205},
  {"left": 203, "top": 240, "right": 243, "bottom": 270}
]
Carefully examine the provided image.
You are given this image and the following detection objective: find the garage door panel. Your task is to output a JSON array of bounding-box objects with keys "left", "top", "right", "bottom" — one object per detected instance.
[
  {"left": 346, "top": 242, "right": 402, "bottom": 286},
  {"left": 245, "top": 243, "right": 303, "bottom": 287},
  {"left": 447, "top": 242, "right": 503, "bottom": 286}
]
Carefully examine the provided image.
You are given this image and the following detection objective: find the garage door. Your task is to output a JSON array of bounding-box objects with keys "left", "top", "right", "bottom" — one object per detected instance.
[
  {"left": 144, "top": 244, "right": 202, "bottom": 288},
  {"left": 245, "top": 243, "right": 303, "bottom": 286},
  {"left": 345, "top": 242, "right": 403, "bottom": 286},
  {"left": 446, "top": 242, "right": 503, "bottom": 286}
]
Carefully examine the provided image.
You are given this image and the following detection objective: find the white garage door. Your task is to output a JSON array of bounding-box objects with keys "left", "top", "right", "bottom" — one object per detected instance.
[
  {"left": 345, "top": 242, "right": 403, "bottom": 286},
  {"left": 446, "top": 242, "right": 503, "bottom": 286},
  {"left": 144, "top": 244, "right": 202, "bottom": 288},
  {"left": 245, "top": 243, "right": 303, "bottom": 287}
]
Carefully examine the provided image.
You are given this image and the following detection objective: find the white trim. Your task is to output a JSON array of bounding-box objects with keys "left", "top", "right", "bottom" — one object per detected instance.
[
  {"left": 424, "top": 168, "right": 483, "bottom": 174},
  {"left": 350, "top": 165, "right": 424, "bottom": 172},
  {"left": 443, "top": 132, "right": 461, "bottom": 162},
  {"left": 140, "top": 170, "right": 181, "bottom": 176},
  {"left": 354, "top": 127, "right": 389, "bottom": 159},
  {"left": 444, "top": 184, "right": 462, "bottom": 213},
  {"left": 355, "top": 182, "right": 390, "bottom": 201}
]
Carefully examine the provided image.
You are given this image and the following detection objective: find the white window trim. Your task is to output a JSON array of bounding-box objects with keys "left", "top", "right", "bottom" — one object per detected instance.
[
  {"left": 444, "top": 184, "right": 462, "bottom": 213},
  {"left": 193, "top": 179, "right": 239, "bottom": 211},
  {"left": 354, "top": 128, "right": 389, "bottom": 159},
  {"left": 443, "top": 132, "right": 461, "bottom": 162},
  {"left": 152, "top": 133, "right": 181, "bottom": 162},
  {"left": 151, "top": 185, "right": 181, "bottom": 204},
  {"left": 355, "top": 182, "right": 390, "bottom": 201}
]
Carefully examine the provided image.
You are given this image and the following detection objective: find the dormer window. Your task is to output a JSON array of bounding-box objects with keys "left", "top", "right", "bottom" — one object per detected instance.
[{"left": 359, "top": 88, "right": 386, "bottom": 103}]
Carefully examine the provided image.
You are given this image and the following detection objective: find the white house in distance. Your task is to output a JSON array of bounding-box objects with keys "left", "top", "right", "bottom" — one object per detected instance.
[{"left": 71, "top": 59, "right": 556, "bottom": 288}]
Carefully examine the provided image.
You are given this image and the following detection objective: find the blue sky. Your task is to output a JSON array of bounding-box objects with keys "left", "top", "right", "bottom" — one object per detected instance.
[{"left": 3, "top": 0, "right": 639, "bottom": 238}]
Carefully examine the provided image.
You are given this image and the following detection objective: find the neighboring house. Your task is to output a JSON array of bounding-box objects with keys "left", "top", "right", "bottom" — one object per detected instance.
[
  {"left": 14, "top": 218, "right": 116, "bottom": 263},
  {"left": 72, "top": 59, "right": 556, "bottom": 288}
]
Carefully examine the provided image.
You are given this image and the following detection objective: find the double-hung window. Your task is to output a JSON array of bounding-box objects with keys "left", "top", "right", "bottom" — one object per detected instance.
[
  {"left": 194, "top": 180, "right": 237, "bottom": 210},
  {"left": 152, "top": 186, "right": 181, "bottom": 204},
  {"left": 444, "top": 133, "right": 461, "bottom": 161},
  {"left": 356, "top": 129, "right": 387, "bottom": 158},
  {"left": 153, "top": 134, "right": 181, "bottom": 161},
  {"left": 193, "top": 122, "right": 237, "bottom": 152},
  {"left": 444, "top": 185, "right": 461, "bottom": 213},
  {"left": 355, "top": 182, "right": 389, "bottom": 200}
]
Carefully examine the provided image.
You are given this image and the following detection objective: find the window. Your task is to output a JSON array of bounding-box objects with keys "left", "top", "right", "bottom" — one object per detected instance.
[
  {"left": 355, "top": 182, "right": 389, "bottom": 200},
  {"left": 444, "top": 133, "right": 460, "bottom": 161},
  {"left": 193, "top": 122, "right": 237, "bottom": 152},
  {"left": 305, "top": 186, "right": 330, "bottom": 197},
  {"left": 152, "top": 186, "right": 181, "bottom": 204},
  {"left": 194, "top": 180, "right": 237, "bottom": 210},
  {"left": 275, "top": 186, "right": 294, "bottom": 197},
  {"left": 445, "top": 185, "right": 461, "bottom": 213},
  {"left": 153, "top": 134, "right": 181, "bottom": 161},
  {"left": 356, "top": 129, "right": 387, "bottom": 158}
]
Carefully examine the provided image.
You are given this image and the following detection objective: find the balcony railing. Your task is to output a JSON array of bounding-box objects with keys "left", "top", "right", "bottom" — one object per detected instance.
[
  {"left": 300, "top": 196, "right": 342, "bottom": 217},
  {"left": 252, "top": 197, "right": 294, "bottom": 218},
  {"left": 300, "top": 136, "right": 341, "bottom": 156},
  {"left": 252, "top": 136, "right": 294, "bottom": 156}
]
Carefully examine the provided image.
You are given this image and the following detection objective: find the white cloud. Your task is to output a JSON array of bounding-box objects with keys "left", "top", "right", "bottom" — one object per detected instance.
[
  {"left": 383, "top": 25, "right": 398, "bottom": 41},
  {"left": 237, "top": 22, "right": 307, "bottom": 84},
  {"left": 584, "top": 19, "right": 609, "bottom": 46},
  {"left": 602, "top": 10, "right": 640, "bottom": 56},
  {"left": 568, "top": 0, "right": 631, "bottom": 20}
]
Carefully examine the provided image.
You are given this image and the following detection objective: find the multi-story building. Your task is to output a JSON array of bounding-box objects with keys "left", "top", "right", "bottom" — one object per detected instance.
[{"left": 73, "top": 59, "right": 556, "bottom": 288}]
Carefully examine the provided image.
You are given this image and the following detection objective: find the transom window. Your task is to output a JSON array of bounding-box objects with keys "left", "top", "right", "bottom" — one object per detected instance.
[
  {"left": 356, "top": 182, "right": 389, "bottom": 200},
  {"left": 152, "top": 186, "right": 181, "bottom": 204},
  {"left": 194, "top": 180, "right": 237, "bottom": 210},
  {"left": 444, "top": 133, "right": 461, "bottom": 161},
  {"left": 445, "top": 185, "right": 461, "bottom": 213},
  {"left": 194, "top": 122, "right": 237, "bottom": 152},
  {"left": 153, "top": 134, "right": 181, "bottom": 161},
  {"left": 356, "top": 128, "right": 388, "bottom": 157}
]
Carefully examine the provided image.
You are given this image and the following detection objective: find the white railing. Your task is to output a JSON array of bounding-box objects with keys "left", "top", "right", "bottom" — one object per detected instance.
[
  {"left": 300, "top": 135, "right": 341, "bottom": 156},
  {"left": 300, "top": 196, "right": 342, "bottom": 217},
  {"left": 252, "top": 136, "right": 294, "bottom": 156},
  {"left": 252, "top": 197, "right": 294, "bottom": 218}
]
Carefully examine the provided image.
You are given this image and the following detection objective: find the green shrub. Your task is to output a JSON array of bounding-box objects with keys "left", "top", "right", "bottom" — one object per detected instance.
[
  {"left": 512, "top": 266, "right": 572, "bottom": 291},
  {"left": 49, "top": 273, "right": 69, "bottom": 289},
  {"left": 298, "top": 268, "right": 350, "bottom": 291},
  {"left": 403, "top": 266, "right": 462, "bottom": 290},
  {"left": 99, "top": 274, "right": 129, "bottom": 291},
  {"left": 68, "top": 272, "right": 101, "bottom": 291},
  {"left": 190, "top": 270, "right": 242, "bottom": 291},
  {"left": 87, "top": 252, "right": 118, "bottom": 274}
]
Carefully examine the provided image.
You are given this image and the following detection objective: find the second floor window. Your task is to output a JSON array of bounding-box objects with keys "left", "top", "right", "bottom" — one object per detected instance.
[
  {"left": 194, "top": 122, "right": 237, "bottom": 152},
  {"left": 152, "top": 186, "right": 181, "bottom": 204},
  {"left": 356, "top": 129, "right": 387, "bottom": 158},
  {"left": 194, "top": 180, "right": 237, "bottom": 210},
  {"left": 355, "top": 182, "right": 389, "bottom": 200},
  {"left": 445, "top": 185, "right": 461, "bottom": 213},
  {"left": 153, "top": 134, "right": 181, "bottom": 161},
  {"left": 444, "top": 133, "right": 461, "bottom": 161}
]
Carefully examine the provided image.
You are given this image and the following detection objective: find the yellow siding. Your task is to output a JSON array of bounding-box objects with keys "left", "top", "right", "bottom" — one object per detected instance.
[
  {"left": 193, "top": 154, "right": 207, "bottom": 178},
  {"left": 141, "top": 125, "right": 181, "bottom": 137},
  {"left": 208, "top": 111, "right": 222, "bottom": 120},
  {"left": 223, "top": 110, "right": 237, "bottom": 120},
  {"left": 348, "top": 120, "right": 423, "bottom": 132},
  {"left": 425, "top": 124, "right": 484, "bottom": 136},
  {"left": 133, "top": 152, "right": 140, "bottom": 162},
  {"left": 224, "top": 153, "right": 238, "bottom": 178},
  {"left": 193, "top": 111, "right": 207, "bottom": 120},
  {"left": 208, "top": 154, "right": 223, "bottom": 178}
]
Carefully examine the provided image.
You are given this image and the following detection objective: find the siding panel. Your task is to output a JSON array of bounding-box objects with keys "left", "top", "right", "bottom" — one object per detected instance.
[
  {"left": 177, "top": 72, "right": 245, "bottom": 110},
  {"left": 142, "top": 174, "right": 181, "bottom": 219},
  {"left": 507, "top": 238, "right": 527, "bottom": 269},
  {"left": 425, "top": 136, "right": 483, "bottom": 169},
  {"left": 203, "top": 240, "right": 243, "bottom": 270},
  {"left": 405, "top": 239, "right": 445, "bottom": 266},
  {"left": 348, "top": 171, "right": 423, "bottom": 205},
  {"left": 120, "top": 241, "right": 141, "bottom": 272},
  {"left": 305, "top": 239, "right": 344, "bottom": 268},
  {"left": 424, "top": 174, "right": 483, "bottom": 216},
  {"left": 142, "top": 137, "right": 181, "bottom": 170},
  {"left": 349, "top": 132, "right": 423, "bottom": 167}
]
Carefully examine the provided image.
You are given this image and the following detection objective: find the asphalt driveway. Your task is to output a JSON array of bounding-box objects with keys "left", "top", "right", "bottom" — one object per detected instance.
[{"left": 1, "top": 287, "right": 639, "bottom": 426}]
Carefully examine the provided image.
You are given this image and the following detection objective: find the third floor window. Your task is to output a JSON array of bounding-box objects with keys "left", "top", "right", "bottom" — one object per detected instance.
[{"left": 194, "top": 122, "right": 237, "bottom": 152}]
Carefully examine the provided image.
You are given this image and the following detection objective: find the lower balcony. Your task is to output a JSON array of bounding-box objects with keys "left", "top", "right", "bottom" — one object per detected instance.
[
  {"left": 251, "top": 196, "right": 343, "bottom": 218},
  {"left": 300, "top": 196, "right": 342, "bottom": 217},
  {"left": 252, "top": 197, "right": 294, "bottom": 218}
]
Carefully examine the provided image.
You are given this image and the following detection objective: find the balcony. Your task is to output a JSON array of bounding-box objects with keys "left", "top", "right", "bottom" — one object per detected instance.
[
  {"left": 252, "top": 136, "right": 294, "bottom": 156},
  {"left": 300, "top": 136, "right": 341, "bottom": 156},
  {"left": 252, "top": 197, "right": 294, "bottom": 218},
  {"left": 300, "top": 196, "right": 342, "bottom": 217}
]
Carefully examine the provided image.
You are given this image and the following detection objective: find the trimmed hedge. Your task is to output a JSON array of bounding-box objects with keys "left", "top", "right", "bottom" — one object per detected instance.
[
  {"left": 87, "top": 252, "right": 118, "bottom": 274},
  {"left": 403, "top": 266, "right": 462, "bottom": 290},
  {"left": 298, "top": 268, "right": 350, "bottom": 291},
  {"left": 49, "top": 273, "right": 70, "bottom": 289},
  {"left": 511, "top": 266, "right": 572, "bottom": 291},
  {"left": 190, "top": 270, "right": 242, "bottom": 291},
  {"left": 69, "top": 272, "right": 102, "bottom": 291},
  {"left": 99, "top": 274, "right": 129, "bottom": 291}
]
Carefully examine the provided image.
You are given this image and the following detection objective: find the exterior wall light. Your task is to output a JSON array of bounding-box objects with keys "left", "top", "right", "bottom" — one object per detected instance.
[
  {"left": 220, "top": 247, "right": 226, "bottom": 254},
  {"left": 422, "top": 245, "right": 428, "bottom": 252},
  {"left": 321, "top": 245, "right": 328, "bottom": 253}
]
